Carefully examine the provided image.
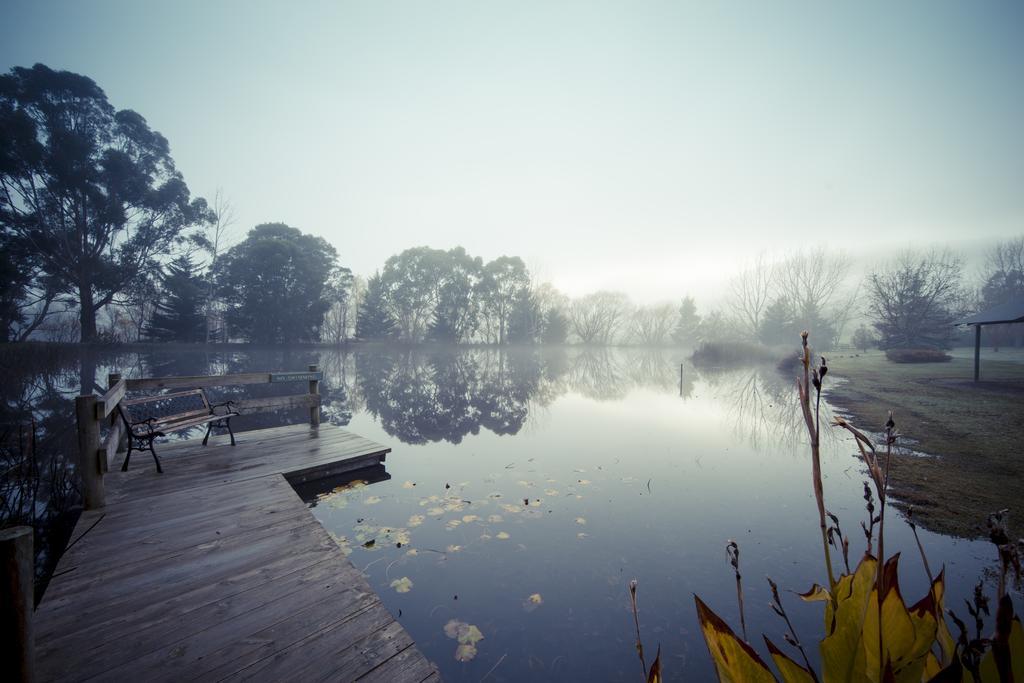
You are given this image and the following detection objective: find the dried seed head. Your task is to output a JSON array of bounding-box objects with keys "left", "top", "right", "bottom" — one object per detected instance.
[
  {"left": 885, "top": 411, "right": 896, "bottom": 431},
  {"left": 726, "top": 540, "right": 740, "bottom": 569}
]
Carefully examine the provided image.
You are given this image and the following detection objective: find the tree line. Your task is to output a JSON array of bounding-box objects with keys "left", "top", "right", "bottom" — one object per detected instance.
[{"left": 3, "top": 64, "right": 1021, "bottom": 349}]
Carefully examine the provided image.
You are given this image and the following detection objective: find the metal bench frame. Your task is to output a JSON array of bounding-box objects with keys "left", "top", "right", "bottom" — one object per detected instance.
[{"left": 116, "top": 389, "right": 239, "bottom": 473}]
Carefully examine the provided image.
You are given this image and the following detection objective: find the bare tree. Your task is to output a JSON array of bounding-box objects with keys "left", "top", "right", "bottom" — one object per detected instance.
[
  {"left": 203, "top": 190, "right": 238, "bottom": 342},
  {"left": 727, "top": 253, "right": 775, "bottom": 339},
  {"left": 774, "top": 248, "right": 849, "bottom": 318},
  {"left": 629, "top": 303, "right": 676, "bottom": 346},
  {"left": 867, "top": 250, "right": 966, "bottom": 349},
  {"left": 570, "top": 291, "right": 632, "bottom": 345}
]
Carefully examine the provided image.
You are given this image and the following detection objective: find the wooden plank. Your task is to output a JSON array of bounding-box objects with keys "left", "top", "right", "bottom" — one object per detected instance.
[
  {"left": 125, "top": 373, "right": 271, "bottom": 391},
  {"left": 34, "top": 423, "right": 439, "bottom": 682},
  {"left": 234, "top": 393, "right": 318, "bottom": 413},
  {"left": 98, "top": 419, "right": 124, "bottom": 472},
  {"left": 96, "top": 378, "right": 126, "bottom": 419},
  {"left": 351, "top": 639, "right": 440, "bottom": 682}
]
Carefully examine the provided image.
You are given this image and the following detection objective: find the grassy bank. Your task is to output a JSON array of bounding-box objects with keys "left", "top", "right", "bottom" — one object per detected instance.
[{"left": 824, "top": 346, "right": 1024, "bottom": 539}]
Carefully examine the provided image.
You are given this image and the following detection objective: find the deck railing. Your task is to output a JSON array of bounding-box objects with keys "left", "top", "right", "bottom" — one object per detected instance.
[{"left": 74, "top": 365, "right": 322, "bottom": 511}]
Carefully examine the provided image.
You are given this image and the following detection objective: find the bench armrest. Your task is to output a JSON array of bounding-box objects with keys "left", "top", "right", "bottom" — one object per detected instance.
[
  {"left": 209, "top": 400, "right": 239, "bottom": 416},
  {"left": 130, "top": 417, "right": 166, "bottom": 438}
]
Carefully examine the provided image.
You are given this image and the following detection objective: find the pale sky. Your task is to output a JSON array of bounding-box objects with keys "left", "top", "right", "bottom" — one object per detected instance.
[{"left": 2, "top": 0, "right": 1022, "bottom": 304}]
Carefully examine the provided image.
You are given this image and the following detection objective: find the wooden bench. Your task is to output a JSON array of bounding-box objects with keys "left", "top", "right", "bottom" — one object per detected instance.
[{"left": 117, "top": 389, "right": 239, "bottom": 473}]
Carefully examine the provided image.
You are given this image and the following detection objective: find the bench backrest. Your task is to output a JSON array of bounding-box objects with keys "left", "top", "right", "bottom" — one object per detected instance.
[{"left": 120, "top": 389, "right": 211, "bottom": 425}]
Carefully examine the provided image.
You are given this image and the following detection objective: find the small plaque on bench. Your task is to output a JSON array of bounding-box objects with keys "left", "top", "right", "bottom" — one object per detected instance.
[{"left": 269, "top": 371, "right": 323, "bottom": 383}]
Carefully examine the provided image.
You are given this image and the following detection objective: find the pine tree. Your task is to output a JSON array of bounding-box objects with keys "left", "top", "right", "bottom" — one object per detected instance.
[
  {"left": 672, "top": 296, "right": 702, "bottom": 346},
  {"left": 147, "top": 255, "right": 207, "bottom": 342},
  {"left": 356, "top": 273, "right": 397, "bottom": 340}
]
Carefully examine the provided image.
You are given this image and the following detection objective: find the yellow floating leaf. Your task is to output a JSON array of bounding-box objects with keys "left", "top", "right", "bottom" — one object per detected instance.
[
  {"left": 577, "top": 532, "right": 589, "bottom": 539},
  {"left": 544, "top": 489, "right": 559, "bottom": 496},
  {"left": 408, "top": 514, "right": 425, "bottom": 527},
  {"left": 575, "top": 517, "right": 587, "bottom": 525},
  {"left": 389, "top": 577, "right": 413, "bottom": 593},
  {"left": 496, "top": 531, "right": 511, "bottom": 540},
  {"left": 427, "top": 507, "right": 445, "bottom": 516},
  {"left": 577, "top": 479, "right": 591, "bottom": 486},
  {"left": 462, "top": 515, "right": 479, "bottom": 523},
  {"left": 446, "top": 544, "right": 462, "bottom": 553},
  {"left": 405, "top": 548, "right": 419, "bottom": 556},
  {"left": 401, "top": 481, "right": 416, "bottom": 489},
  {"left": 523, "top": 593, "right": 544, "bottom": 612},
  {"left": 445, "top": 519, "right": 462, "bottom": 530},
  {"left": 455, "top": 644, "right": 477, "bottom": 662}
]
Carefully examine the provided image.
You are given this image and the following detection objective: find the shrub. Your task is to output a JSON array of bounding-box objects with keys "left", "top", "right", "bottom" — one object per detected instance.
[
  {"left": 885, "top": 347, "right": 953, "bottom": 363},
  {"left": 690, "top": 340, "right": 780, "bottom": 368}
]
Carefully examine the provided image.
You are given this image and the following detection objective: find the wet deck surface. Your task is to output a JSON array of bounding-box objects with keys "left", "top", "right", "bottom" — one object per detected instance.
[{"left": 35, "top": 424, "right": 440, "bottom": 682}]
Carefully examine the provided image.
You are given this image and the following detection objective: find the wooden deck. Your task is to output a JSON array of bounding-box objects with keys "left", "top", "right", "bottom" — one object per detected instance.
[{"left": 34, "top": 423, "right": 440, "bottom": 682}]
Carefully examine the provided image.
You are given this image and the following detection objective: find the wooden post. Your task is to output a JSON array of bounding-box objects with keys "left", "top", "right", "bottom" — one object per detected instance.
[
  {"left": 75, "top": 395, "right": 104, "bottom": 509},
  {"left": 0, "top": 526, "right": 35, "bottom": 682},
  {"left": 308, "top": 364, "right": 320, "bottom": 428},
  {"left": 974, "top": 324, "right": 981, "bottom": 382},
  {"left": 107, "top": 372, "right": 124, "bottom": 453}
]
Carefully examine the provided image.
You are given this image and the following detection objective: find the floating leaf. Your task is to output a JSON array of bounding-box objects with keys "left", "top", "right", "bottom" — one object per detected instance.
[
  {"left": 389, "top": 577, "right": 413, "bottom": 593},
  {"left": 408, "top": 515, "right": 425, "bottom": 528},
  {"left": 427, "top": 507, "right": 445, "bottom": 516},
  {"left": 446, "top": 544, "right": 463, "bottom": 553},
  {"left": 455, "top": 644, "right": 477, "bottom": 662},
  {"left": 577, "top": 532, "right": 589, "bottom": 539},
  {"left": 405, "top": 548, "right": 419, "bottom": 556},
  {"left": 545, "top": 489, "right": 559, "bottom": 496},
  {"left": 487, "top": 514, "right": 504, "bottom": 523},
  {"left": 445, "top": 519, "right": 462, "bottom": 530},
  {"left": 496, "top": 531, "right": 511, "bottom": 540},
  {"left": 364, "top": 495, "right": 382, "bottom": 504},
  {"left": 577, "top": 479, "right": 591, "bottom": 486},
  {"left": 575, "top": 517, "right": 587, "bottom": 525},
  {"left": 401, "top": 481, "right": 416, "bottom": 489},
  {"left": 462, "top": 515, "right": 479, "bottom": 523},
  {"left": 524, "top": 593, "right": 544, "bottom": 612}
]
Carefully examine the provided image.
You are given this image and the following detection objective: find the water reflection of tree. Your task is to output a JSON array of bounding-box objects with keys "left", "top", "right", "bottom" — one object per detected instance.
[
  {"left": 706, "top": 366, "right": 840, "bottom": 451},
  {"left": 355, "top": 348, "right": 543, "bottom": 444}
]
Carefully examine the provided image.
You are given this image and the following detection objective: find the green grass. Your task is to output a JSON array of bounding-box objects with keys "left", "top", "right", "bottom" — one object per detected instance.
[{"left": 824, "top": 346, "right": 1024, "bottom": 540}]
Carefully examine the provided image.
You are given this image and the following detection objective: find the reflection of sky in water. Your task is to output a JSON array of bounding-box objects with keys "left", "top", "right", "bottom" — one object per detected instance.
[
  {"left": 2, "top": 346, "right": 1003, "bottom": 681},
  {"left": 304, "top": 368, "right": 997, "bottom": 682}
]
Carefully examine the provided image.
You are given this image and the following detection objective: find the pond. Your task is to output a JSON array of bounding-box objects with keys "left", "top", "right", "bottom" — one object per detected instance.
[{"left": 0, "top": 344, "right": 1002, "bottom": 681}]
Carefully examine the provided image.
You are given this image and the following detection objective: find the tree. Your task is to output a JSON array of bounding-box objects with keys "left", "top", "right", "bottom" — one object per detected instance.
[
  {"left": 570, "top": 291, "right": 632, "bottom": 345},
  {"left": 1, "top": 230, "right": 58, "bottom": 342},
  {"left": 541, "top": 308, "right": 570, "bottom": 344},
  {"left": 321, "top": 267, "right": 355, "bottom": 345},
  {"left": 629, "top": 304, "right": 676, "bottom": 346},
  {"left": 728, "top": 253, "right": 775, "bottom": 339},
  {"left": 215, "top": 223, "right": 338, "bottom": 343},
  {"left": 356, "top": 272, "right": 397, "bottom": 341},
  {"left": 866, "top": 250, "right": 966, "bottom": 349},
  {"left": 507, "top": 292, "right": 542, "bottom": 344},
  {"left": 672, "top": 296, "right": 702, "bottom": 346},
  {"left": 477, "top": 256, "right": 531, "bottom": 345},
  {"left": 380, "top": 247, "right": 447, "bottom": 343},
  {"left": 147, "top": 255, "right": 206, "bottom": 342},
  {"left": 852, "top": 324, "right": 876, "bottom": 352},
  {"left": 429, "top": 248, "right": 482, "bottom": 343},
  {"left": 0, "top": 64, "right": 212, "bottom": 341}
]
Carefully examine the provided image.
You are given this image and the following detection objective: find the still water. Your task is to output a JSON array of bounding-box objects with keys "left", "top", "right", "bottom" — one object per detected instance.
[{"left": 0, "top": 344, "right": 999, "bottom": 681}]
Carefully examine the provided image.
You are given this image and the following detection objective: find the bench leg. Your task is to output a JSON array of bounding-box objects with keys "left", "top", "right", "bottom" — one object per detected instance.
[
  {"left": 121, "top": 442, "right": 134, "bottom": 472},
  {"left": 227, "top": 420, "right": 236, "bottom": 446},
  {"left": 149, "top": 441, "right": 163, "bottom": 474},
  {"left": 203, "top": 423, "right": 213, "bottom": 446}
]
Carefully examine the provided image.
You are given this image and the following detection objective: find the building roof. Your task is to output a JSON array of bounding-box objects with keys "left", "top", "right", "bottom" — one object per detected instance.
[{"left": 958, "top": 299, "right": 1024, "bottom": 326}]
